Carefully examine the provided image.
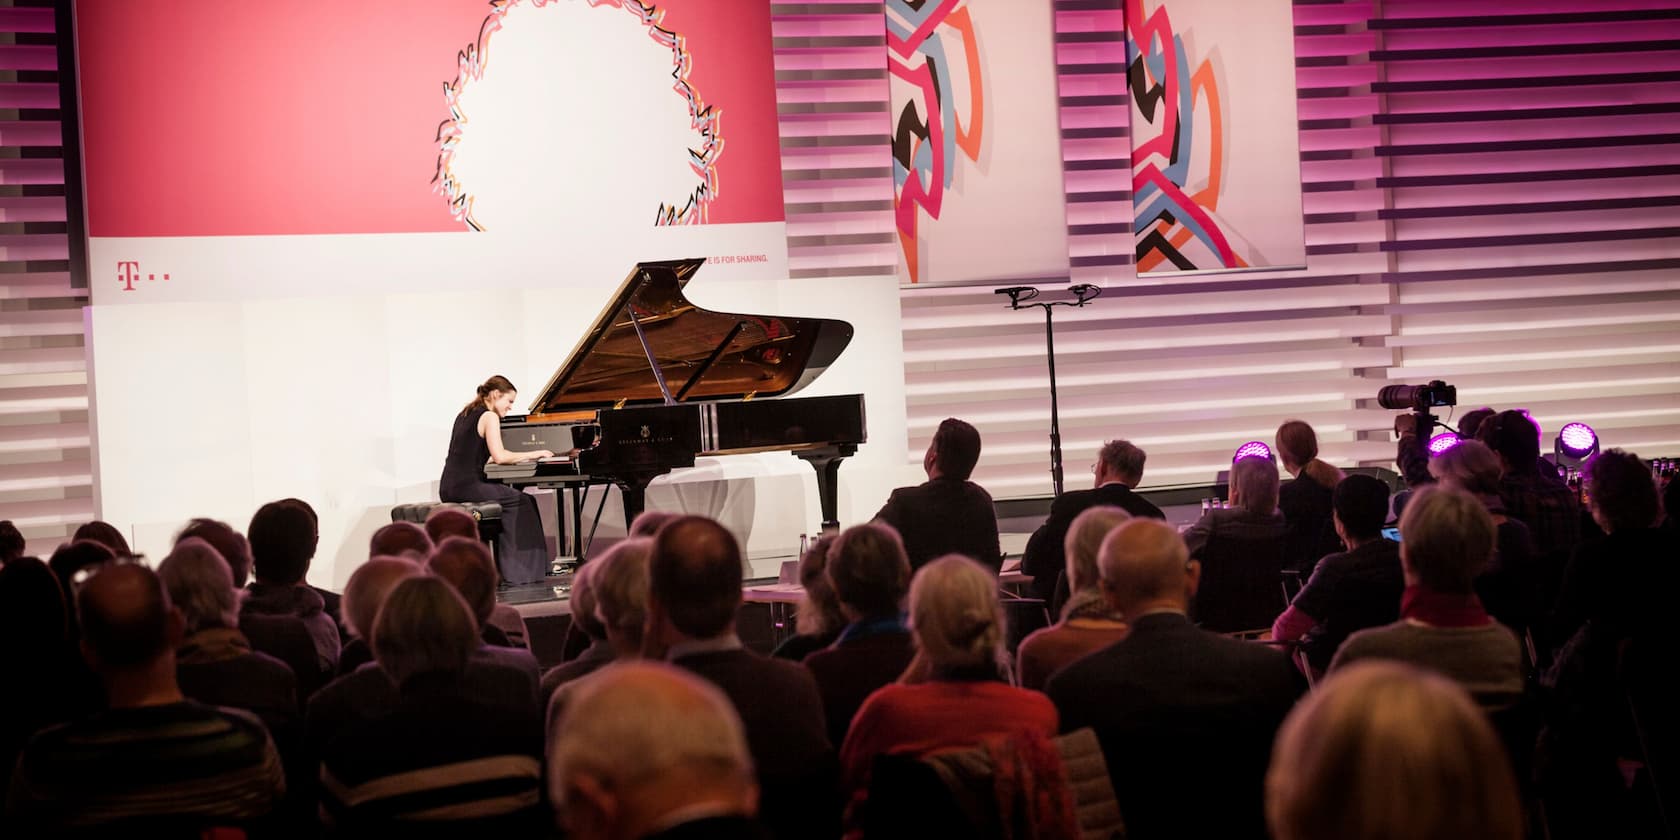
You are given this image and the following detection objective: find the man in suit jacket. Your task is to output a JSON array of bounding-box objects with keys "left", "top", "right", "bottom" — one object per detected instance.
[
  {"left": 873, "top": 417, "right": 1002, "bottom": 573},
  {"left": 645, "top": 516, "right": 837, "bottom": 840},
  {"left": 1023, "top": 439, "right": 1165, "bottom": 601},
  {"left": 1046, "top": 519, "right": 1306, "bottom": 840}
]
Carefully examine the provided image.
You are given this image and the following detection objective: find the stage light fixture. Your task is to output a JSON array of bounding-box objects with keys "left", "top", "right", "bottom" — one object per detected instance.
[
  {"left": 1427, "top": 432, "right": 1462, "bottom": 456},
  {"left": 1555, "top": 421, "right": 1599, "bottom": 468},
  {"left": 1233, "top": 441, "right": 1273, "bottom": 462}
]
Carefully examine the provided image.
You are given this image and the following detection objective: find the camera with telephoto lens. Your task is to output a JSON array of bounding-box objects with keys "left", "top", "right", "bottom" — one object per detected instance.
[{"left": 1378, "top": 380, "right": 1457, "bottom": 412}]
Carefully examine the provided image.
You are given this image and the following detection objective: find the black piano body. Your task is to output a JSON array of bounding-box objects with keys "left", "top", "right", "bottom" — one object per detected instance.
[{"left": 485, "top": 258, "right": 867, "bottom": 540}]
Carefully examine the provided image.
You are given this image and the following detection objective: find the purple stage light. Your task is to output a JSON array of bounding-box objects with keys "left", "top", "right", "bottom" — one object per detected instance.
[
  {"left": 1558, "top": 422, "right": 1598, "bottom": 458},
  {"left": 1427, "top": 432, "right": 1462, "bottom": 456},
  {"left": 1232, "top": 441, "right": 1272, "bottom": 462}
]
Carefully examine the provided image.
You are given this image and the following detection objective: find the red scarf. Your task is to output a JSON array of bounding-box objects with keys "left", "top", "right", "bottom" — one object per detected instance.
[{"left": 1400, "top": 585, "right": 1492, "bottom": 628}]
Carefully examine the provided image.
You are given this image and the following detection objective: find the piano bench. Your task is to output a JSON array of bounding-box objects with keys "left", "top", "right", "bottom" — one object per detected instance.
[{"left": 389, "top": 502, "right": 503, "bottom": 546}]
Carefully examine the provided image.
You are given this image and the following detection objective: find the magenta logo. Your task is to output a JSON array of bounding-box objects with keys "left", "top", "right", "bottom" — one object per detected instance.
[{"left": 117, "top": 261, "right": 170, "bottom": 292}]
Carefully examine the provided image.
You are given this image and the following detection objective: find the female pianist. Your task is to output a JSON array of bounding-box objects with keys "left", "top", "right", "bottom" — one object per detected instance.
[{"left": 439, "top": 375, "right": 554, "bottom": 585}]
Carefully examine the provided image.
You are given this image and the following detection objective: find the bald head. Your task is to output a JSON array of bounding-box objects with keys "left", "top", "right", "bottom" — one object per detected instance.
[
  {"left": 1097, "top": 518, "right": 1194, "bottom": 615},
  {"left": 649, "top": 517, "right": 743, "bottom": 640},
  {"left": 549, "top": 662, "right": 754, "bottom": 828},
  {"left": 370, "top": 521, "right": 432, "bottom": 561},
  {"left": 343, "top": 555, "right": 424, "bottom": 640},
  {"left": 78, "top": 564, "right": 179, "bottom": 670},
  {"left": 425, "top": 507, "right": 479, "bottom": 544},
  {"left": 428, "top": 536, "right": 498, "bottom": 626}
]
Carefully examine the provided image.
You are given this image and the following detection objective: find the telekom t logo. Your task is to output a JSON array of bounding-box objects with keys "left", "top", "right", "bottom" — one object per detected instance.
[{"left": 117, "top": 261, "right": 169, "bottom": 292}]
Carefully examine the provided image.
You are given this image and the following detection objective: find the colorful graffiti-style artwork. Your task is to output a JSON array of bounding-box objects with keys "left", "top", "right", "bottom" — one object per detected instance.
[
  {"left": 887, "top": 0, "right": 985, "bottom": 284},
  {"left": 1127, "top": 0, "right": 1252, "bottom": 272}
]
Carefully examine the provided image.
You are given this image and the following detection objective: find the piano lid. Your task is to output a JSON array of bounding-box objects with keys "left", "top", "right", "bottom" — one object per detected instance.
[{"left": 528, "top": 259, "right": 854, "bottom": 414}]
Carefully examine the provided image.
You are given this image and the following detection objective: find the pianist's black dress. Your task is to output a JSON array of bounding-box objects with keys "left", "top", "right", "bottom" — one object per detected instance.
[{"left": 439, "top": 406, "right": 549, "bottom": 585}]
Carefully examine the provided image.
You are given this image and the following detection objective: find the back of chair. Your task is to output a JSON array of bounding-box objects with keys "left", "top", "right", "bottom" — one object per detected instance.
[{"left": 1193, "top": 532, "right": 1289, "bottom": 634}]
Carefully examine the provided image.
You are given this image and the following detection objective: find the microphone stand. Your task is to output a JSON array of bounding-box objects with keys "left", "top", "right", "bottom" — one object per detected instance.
[{"left": 996, "top": 284, "right": 1102, "bottom": 497}]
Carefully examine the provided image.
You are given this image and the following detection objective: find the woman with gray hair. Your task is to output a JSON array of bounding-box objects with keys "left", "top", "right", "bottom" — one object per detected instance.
[
  {"left": 334, "top": 554, "right": 424, "bottom": 675},
  {"left": 319, "top": 575, "right": 545, "bottom": 832},
  {"left": 1016, "top": 505, "right": 1132, "bottom": 690},
  {"left": 838, "top": 555, "right": 1059, "bottom": 834},
  {"left": 160, "top": 537, "right": 299, "bottom": 727},
  {"left": 1428, "top": 439, "right": 1541, "bottom": 634},
  {"left": 1182, "top": 455, "right": 1287, "bottom": 559},
  {"left": 542, "top": 538, "right": 652, "bottom": 701},
  {"left": 1181, "top": 455, "right": 1291, "bottom": 632}
]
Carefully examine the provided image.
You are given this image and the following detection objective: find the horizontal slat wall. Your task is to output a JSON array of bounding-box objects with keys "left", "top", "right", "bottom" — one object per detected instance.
[
  {"left": 771, "top": 1, "right": 897, "bottom": 279},
  {"left": 1375, "top": 2, "right": 1680, "bottom": 462},
  {"left": 1, "top": 0, "right": 90, "bottom": 556},
  {"left": 898, "top": 0, "right": 1680, "bottom": 498}
]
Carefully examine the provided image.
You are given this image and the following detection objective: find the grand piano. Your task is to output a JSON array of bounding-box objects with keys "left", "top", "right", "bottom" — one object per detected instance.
[{"left": 486, "top": 258, "right": 867, "bottom": 550}]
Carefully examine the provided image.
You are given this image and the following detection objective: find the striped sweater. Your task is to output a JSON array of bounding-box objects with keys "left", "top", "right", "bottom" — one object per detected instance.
[{"left": 5, "top": 701, "right": 285, "bottom": 832}]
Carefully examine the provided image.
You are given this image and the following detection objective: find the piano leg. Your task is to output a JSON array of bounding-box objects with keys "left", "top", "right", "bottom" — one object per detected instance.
[
  {"left": 796, "top": 445, "right": 856, "bottom": 535},
  {"left": 617, "top": 480, "right": 650, "bottom": 535}
]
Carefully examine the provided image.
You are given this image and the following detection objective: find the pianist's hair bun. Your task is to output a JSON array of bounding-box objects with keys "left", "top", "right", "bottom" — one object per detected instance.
[{"left": 463, "top": 375, "right": 518, "bottom": 415}]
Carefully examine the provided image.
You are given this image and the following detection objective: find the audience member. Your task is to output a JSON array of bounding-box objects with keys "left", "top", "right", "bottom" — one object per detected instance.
[
  {"left": 1275, "top": 420, "right": 1345, "bottom": 573},
  {"left": 1331, "top": 486, "right": 1524, "bottom": 710},
  {"left": 1551, "top": 448, "right": 1674, "bottom": 642},
  {"left": 1016, "top": 505, "right": 1131, "bottom": 691},
  {"left": 645, "top": 516, "right": 835, "bottom": 840},
  {"left": 369, "top": 520, "right": 432, "bottom": 560},
  {"left": 160, "top": 538, "right": 298, "bottom": 728},
  {"left": 1023, "top": 438, "right": 1164, "bottom": 602},
  {"left": 176, "top": 517, "right": 253, "bottom": 587},
  {"left": 431, "top": 535, "right": 511, "bottom": 645},
  {"left": 413, "top": 511, "right": 529, "bottom": 646},
  {"left": 1047, "top": 518, "right": 1305, "bottom": 840},
  {"left": 6, "top": 565, "right": 284, "bottom": 833},
  {"left": 308, "top": 558, "right": 538, "bottom": 755},
  {"left": 840, "top": 555, "right": 1058, "bottom": 834},
  {"left": 1182, "top": 455, "right": 1289, "bottom": 632},
  {"left": 770, "top": 534, "right": 844, "bottom": 661},
  {"left": 0, "top": 519, "right": 24, "bottom": 565},
  {"left": 541, "top": 549, "right": 611, "bottom": 699},
  {"left": 72, "top": 519, "right": 133, "bottom": 559},
  {"left": 1271, "top": 474, "right": 1403, "bottom": 674},
  {"left": 335, "top": 554, "right": 424, "bottom": 675},
  {"left": 871, "top": 417, "right": 1001, "bottom": 572},
  {"left": 46, "top": 538, "right": 116, "bottom": 601},
  {"left": 1486, "top": 409, "right": 1580, "bottom": 595},
  {"left": 542, "top": 538, "right": 656, "bottom": 730},
  {"left": 803, "top": 522, "right": 915, "bottom": 748},
  {"left": 423, "top": 504, "right": 479, "bottom": 544},
  {"left": 271, "top": 497, "right": 346, "bottom": 635},
  {"left": 549, "top": 662, "right": 767, "bottom": 840},
  {"left": 630, "top": 509, "right": 681, "bottom": 538},
  {"left": 1430, "top": 440, "right": 1543, "bottom": 634},
  {"left": 430, "top": 536, "right": 541, "bottom": 681},
  {"left": 1182, "top": 454, "right": 1287, "bottom": 558},
  {"left": 1267, "top": 661, "right": 1523, "bottom": 840},
  {"left": 594, "top": 537, "right": 653, "bottom": 661},
  {"left": 244, "top": 499, "right": 340, "bottom": 673},
  {"left": 1536, "top": 449, "right": 1674, "bottom": 839},
  {"left": 0, "top": 557, "right": 96, "bottom": 784},
  {"left": 319, "top": 576, "right": 544, "bottom": 832}
]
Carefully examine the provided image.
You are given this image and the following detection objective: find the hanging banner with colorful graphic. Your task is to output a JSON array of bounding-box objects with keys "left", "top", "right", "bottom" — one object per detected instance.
[
  {"left": 1127, "top": 0, "right": 1306, "bottom": 275},
  {"left": 887, "top": 0, "right": 1070, "bottom": 286}
]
